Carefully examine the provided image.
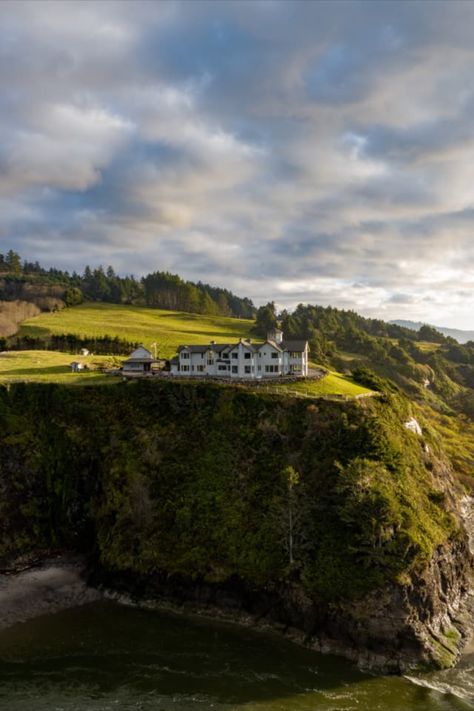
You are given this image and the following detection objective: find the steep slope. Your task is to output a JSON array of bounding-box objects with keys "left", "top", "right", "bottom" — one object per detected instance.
[{"left": 0, "top": 380, "right": 471, "bottom": 671}]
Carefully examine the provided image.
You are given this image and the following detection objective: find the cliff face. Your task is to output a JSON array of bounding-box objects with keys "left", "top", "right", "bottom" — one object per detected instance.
[{"left": 0, "top": 380, "right": 472, "bottom": 671}]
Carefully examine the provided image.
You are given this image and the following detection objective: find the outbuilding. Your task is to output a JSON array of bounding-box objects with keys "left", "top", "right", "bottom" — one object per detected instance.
[{"left": 122, "top": 346, "right": 158, "bottom": 374}]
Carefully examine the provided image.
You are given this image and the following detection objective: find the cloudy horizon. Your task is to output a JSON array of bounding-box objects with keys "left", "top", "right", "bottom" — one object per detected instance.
[{"left": 2, "top": 0, "right": 474, "bottom": 327}]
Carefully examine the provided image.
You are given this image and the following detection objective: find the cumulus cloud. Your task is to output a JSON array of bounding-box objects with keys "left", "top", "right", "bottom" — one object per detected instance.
[{"left": 1, "top": 0, "right": 474, "bottom": 328}]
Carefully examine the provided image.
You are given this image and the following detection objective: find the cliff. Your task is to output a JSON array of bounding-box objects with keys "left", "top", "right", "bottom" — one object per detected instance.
[{"left": 0, "top": 380, "right": 472, "bottom": 671}]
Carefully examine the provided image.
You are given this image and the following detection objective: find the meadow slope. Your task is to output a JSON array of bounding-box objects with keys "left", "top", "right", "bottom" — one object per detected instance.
[{"left": 19, "top": 303, "right": 254, "bottom": 358}]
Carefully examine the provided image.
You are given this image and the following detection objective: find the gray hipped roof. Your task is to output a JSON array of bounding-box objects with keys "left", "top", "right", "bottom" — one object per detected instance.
[
  {"left": 176, "top": 339, "right": 308, "bottom": 355},
  {"left": 178, "top": 343, "right": 232, "bottom": 354},
  {"left": 280, "top": 340, "right": 308, "bottom": 352}
]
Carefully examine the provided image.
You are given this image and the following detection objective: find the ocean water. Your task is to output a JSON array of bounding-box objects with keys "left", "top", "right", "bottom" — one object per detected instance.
[{"left": 0, "top": 600, "right": 472, "bottom": 711}]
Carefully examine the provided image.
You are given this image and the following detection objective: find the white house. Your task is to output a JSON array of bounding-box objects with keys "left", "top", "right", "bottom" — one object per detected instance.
[
  {"left": 123, "top": 346, "right": 157, "bottom": 374},
  {"left": 170, "top": 330, "right": 309, "bottom": 379}
]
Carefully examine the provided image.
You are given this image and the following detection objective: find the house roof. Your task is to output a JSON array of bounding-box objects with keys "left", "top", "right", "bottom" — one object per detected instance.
[
  {"left": 125, "top": 346, "right": 156, "bottom": 362},
  {"left": 175, "top": 338, "right": 308, "bottom": 355},
  {"left": 178, "top": 345, "right": 209, "bottom": 353},
  {"left": 170, "top": 356, "right": 179, "bottom": 365},
  {"left": 178, "top": 343, "right": 233, "bottom": 354},
  {"left": 228, "top": 339, "right": 257, "bottom": 353},
  {"left": 281, "top": 340, "right": 308, "bottom": 352},
  {"left": 257, "top": 339, "right": 283, "bottom": 352}
]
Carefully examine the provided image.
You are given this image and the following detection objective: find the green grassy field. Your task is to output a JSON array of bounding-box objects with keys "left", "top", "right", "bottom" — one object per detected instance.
[
  {"left": 267, "top": 371, "right": 373, "bottom": 398},
  {"left": 0, "top": 349, "right": 372, "bottom": 398},
  {"left": 0, "top": 350, "right": 118, "bottom": 385},
  {"left": 13, "top": 304, "right": 373, "bottom": 397},
  {"left": 19, "top": 303, "right": 254, "bottom": 359}
]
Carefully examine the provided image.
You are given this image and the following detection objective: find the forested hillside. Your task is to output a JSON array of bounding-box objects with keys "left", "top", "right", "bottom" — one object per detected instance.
[{"left": 0, "top": 250, "right": 256, "bottom": 319}]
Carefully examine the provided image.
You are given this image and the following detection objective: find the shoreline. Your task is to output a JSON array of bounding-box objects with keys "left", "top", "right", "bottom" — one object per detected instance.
[
  {"left": 1, "top": 554, "right": 473, "bottom": 675},
  {"left": 0, "top": 555, "right": 101, "bottom": 630}
]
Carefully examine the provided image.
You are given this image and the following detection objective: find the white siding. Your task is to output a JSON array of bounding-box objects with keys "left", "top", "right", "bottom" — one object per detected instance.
[{"left": 174, "top": 341, "right": 308, "bottom": 378}]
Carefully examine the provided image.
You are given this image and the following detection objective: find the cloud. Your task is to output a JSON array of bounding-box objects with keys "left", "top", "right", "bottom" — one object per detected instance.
[{"left": 1, "top": 0, "right": 474, "bottom": 328}]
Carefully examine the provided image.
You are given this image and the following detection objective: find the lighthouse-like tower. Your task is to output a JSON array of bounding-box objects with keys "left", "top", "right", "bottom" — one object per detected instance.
[{"left": 267, "top": 327, "right": 283, "bottom": 344}]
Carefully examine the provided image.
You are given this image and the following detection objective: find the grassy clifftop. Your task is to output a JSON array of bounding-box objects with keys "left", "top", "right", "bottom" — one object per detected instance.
[
  {"left": 18, "top": 303, "right": 254, "bottom": 358},
  {"left": 0, "top": 380, "right": 456, "bottom": 602}
]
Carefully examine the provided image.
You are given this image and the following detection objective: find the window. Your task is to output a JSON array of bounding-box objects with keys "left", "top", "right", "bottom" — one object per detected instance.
[
  {"left": 290, "top": 351, "right": 301, "bottom": 358},
  {"left": 265, "top": 365, "right": 280, "bottom": 373},
  {"left": 244, "top": 352, "right": 251, "bottom": 359},
  {"left": 244, "top": 366, "right": 251, "bottom": 374},
  {"left": 191, "top": 366, "right": 194, "bottom": 371},
  {"left": 181, "top": 352, "right": 189, "bottom": 359},
  {"left": 232, "top": 366, "right": 238, "bottom": 374},
  {"left": 207, "top": 358, "right": 214, "bottom": 365},
  {"left": 232, "top": 352, "right": 238, "bottom": 359},
  {"left": 181, "top": 365, "right": 189, "bottom": 372},
  {"left": 271, "top": 352, "right": 278, "bottom": 359},
  {"left": 218, "top": 365, "right": 228, "bottom": 371},
  {"left": 197, "top": 365, "right": 205, "bottom": 372},
  {"left": 258, "top": 365, "right": 261, "bottom": 372}
]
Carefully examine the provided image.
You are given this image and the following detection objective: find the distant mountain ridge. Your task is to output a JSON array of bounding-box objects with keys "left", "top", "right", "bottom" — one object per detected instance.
[{"left": 390, "top": 320, "right": 474, "bottom": 344}]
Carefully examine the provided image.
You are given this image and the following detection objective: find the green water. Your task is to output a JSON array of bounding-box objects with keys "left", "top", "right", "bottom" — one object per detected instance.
[{"left": 0, "top": 601, "right": 472, "bottom": 710}]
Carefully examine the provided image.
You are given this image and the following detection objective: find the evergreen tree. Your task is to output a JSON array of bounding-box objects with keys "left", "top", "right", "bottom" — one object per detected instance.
[
  {"left": 253, "top": 302, "right": 278, "bottom": 337},
  {"left": 6, "top": 249, "right": 21, "bottom": 274}
]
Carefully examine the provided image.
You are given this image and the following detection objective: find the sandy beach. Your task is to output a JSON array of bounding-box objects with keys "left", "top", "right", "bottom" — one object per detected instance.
[{"left": 0, "top": 557, "right": 101, "bottom": 629}]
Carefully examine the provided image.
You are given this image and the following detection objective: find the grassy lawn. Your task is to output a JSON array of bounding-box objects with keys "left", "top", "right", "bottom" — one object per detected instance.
[
  {"left": 19, "top": 303, "right": 254, "bottom": 359},
  {"left": 0, "top": 350, "right": 118, "bottom": 385},
  {"left": 259, "top": 371, "right": 374, "bottom": 398},
  {"left": 0, "top": 350, "right": 373, "bottom": 398}
]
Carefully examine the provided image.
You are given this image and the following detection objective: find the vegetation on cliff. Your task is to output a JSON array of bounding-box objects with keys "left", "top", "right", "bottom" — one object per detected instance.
[{"left": 0, "top": 381, "right": 456, "bottom": 602}]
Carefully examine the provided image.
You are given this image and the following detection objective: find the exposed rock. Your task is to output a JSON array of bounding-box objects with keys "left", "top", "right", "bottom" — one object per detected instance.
[{"left": 404, "top": 417, "right": 423, "bottom": 435}]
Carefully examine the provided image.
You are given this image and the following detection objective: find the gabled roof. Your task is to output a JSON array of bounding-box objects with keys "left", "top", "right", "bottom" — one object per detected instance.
[
  {"left": 178, "top": 345, "right": 209, "bottom": 354},
  {"left": 175, "top": 338, "right": 309, "bottom": 357},
  {"left": 281, "top": 340, "right": 308, "bottom": 352},
  {"left": 257, "top": 339, "right": 283, "bottom": 353},
  {"left": 228, "top": 339, "right": 257, "bottom": 353},
  {"left": 170, "top": 356, "right": 179, "bottom": 365},
  {"left": 178, "top": 343, "right": 236, "bottom": 354},
  {"left": 125, "top": 346, "right": 155, "bottom": 362}
]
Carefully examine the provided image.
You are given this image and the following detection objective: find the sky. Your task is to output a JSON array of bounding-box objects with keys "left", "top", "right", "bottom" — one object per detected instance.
[{"left": 1, "top": 0, "right": 474, "bottom": 327}]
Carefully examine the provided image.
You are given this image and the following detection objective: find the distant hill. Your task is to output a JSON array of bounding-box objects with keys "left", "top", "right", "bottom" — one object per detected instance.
[
  {"left": 390, "top": 320, "right": 474, "bottom": 344},
  {"left": 0, "top": 249, "right": 256, "bottom": 321}
]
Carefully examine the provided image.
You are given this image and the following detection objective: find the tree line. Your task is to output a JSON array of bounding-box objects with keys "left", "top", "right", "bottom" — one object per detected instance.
[
  {"left": 0, "top": 250, "right": 256, "bottom": 319},
  {"left": 2, "top": 333, "right": 140, "bottom": 356}
]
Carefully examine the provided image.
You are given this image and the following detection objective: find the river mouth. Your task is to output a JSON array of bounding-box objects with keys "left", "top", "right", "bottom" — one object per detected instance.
[{"left": 0, "top": 600, "right": 472, "bottom": 711}]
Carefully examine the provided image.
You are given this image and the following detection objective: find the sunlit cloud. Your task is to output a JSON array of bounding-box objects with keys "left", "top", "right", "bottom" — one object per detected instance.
[{"left": 1, "top": 0, "right": 474, "bottom": 328}]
